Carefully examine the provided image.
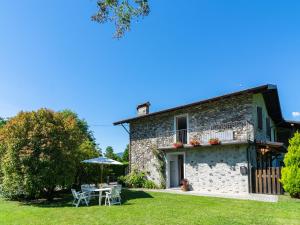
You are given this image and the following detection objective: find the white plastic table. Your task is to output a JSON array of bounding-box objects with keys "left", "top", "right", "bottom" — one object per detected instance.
[{"left": 93, "top": 187, "right": 111, "bottom": 205}]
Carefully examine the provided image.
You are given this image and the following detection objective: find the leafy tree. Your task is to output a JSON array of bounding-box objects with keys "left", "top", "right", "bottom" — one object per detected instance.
[
  {"left": 0, "top": 117, "right": 6, "bottom": 128},
  {"left": 60, "top": 110, "right": 98, "bottom": 147},
  {"left": 92, "top": 0, "right": 150, "bottom": 38},
  {"left": 0, "top": 117, "right": 7, "bottom": 181},
  {"left": 122, "top": 144, "right": 129, "bottom": 162},
  {"left": 105, "top": 146, "right": 121, "bottom": 161},
  {"left": 0, "top": 109, "right": 98, "bottom": 200},
  {"left": 59, "top": 110, "right": 101, "bottom": 186},
  {"left": 75, "top": 139, "right": 101, "bottom": 185},
  {"left": 281, "top": 132, "right": 300, "bottom": 198}
]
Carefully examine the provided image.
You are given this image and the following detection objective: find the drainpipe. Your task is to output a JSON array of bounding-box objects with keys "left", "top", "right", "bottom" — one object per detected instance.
[
  {"left": 128, "top": 127, "right": 131, "bottom": 174},
  {"left": 246, "top": 141, "right": 253, "bottom": 194}
]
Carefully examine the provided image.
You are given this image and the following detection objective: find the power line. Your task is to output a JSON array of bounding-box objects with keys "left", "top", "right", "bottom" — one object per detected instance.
[{"left": 89, "top": 124, "right": 114, "bottom": 127}]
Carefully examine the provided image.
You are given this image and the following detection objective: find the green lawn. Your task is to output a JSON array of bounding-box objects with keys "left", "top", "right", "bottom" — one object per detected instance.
[{"left": 0, "top": 190, "right": 299, "bottom": 225}]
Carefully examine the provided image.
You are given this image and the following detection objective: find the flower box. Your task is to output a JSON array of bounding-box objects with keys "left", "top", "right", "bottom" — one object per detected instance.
[
  {"left": 173, "top": 142, "right": 183, "bottom": 148},
  {"left": 190, "top": 139, "right": 201, "bottom": 147},
  {"left": 209, "top": 138, "right": 220, "bottom": 145}
]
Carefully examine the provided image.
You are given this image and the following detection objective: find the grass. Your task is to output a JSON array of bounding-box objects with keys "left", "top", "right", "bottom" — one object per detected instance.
[{"left": 0, "top": 189, "right": 300, "bottom": 225}]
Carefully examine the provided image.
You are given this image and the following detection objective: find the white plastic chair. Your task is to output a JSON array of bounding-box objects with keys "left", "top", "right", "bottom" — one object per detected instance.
[
  {"left": 71, "top": 189, "right": 90, "bottom": 207},
  {"left": 81, "top": 184, "right": 99, "bottom": 200},
  {"left": 104, "top": 186, "right": 122, "bottom": 206}
]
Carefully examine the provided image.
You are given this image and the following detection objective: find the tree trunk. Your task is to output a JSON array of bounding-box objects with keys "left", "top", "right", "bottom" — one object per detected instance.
[{"left": 45, "top": 187, "right": 55, "bottom": 201}]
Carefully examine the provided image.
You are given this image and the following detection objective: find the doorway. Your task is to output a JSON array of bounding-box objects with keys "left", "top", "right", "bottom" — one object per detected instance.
[
  {"left": 175, "top": 115, "right": 188, "bottom": 144},
  {"left": 168, "top": 153, "right": 185, "bottom": 188}
]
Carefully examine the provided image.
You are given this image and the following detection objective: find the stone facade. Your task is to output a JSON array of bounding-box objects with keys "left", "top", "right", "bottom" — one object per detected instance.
[
  {"left": 129, "top": 93, "right": 256, "bottom": 192},
  {"left": 185, "top": 145, "right": 249, "bottom": 194}
]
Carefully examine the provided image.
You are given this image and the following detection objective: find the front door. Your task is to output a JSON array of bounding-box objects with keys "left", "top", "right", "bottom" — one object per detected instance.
[{"left": 170, "top": 161, "right": 177, "bottom": 187}]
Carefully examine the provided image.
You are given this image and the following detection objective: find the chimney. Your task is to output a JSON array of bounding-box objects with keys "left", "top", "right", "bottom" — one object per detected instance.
[{"left": 137, "top": 102, "right": 150, "bottom": 116}]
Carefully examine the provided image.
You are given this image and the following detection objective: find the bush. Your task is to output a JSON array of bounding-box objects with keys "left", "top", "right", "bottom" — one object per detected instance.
[
  {"left": 143, "top": 180, "right": 158, "bottom": 189},
  {"left": 281, "top": 132, "right": 300, "bottom": 198},
  {"left": 0, "top": 109, "right": 99, "bottom": 200},
  {"left": 118, "top": 169, "right": 158, "bottom": 189}
]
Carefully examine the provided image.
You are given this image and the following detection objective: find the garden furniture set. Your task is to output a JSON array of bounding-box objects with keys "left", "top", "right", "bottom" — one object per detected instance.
[{"left": 71, "top": 183, "right": 122, "bottom": 207}]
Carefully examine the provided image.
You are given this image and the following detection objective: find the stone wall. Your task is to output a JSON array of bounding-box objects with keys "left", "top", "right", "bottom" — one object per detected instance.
[
  {"left": 184, "top": 145, "right": 249, "bottom": 194},
  {"left": 130, "top": 93, "right": 254, "bottom": 187}
]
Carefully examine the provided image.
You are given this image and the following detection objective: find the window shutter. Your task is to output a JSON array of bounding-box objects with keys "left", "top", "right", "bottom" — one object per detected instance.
[{"left": 257, "top": 107, "right": 263, "bottom": 130}]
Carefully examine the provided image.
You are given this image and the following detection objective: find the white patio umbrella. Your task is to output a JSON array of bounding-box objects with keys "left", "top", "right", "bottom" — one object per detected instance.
[
  {"left": 82, "top": 157, "right": 123, "bottom": 165},
  {"left": 82, "top": 157, "right": 123, "bottom": 184}
]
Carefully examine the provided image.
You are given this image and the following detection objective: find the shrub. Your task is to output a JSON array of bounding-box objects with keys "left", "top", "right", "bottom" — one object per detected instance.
[
  {"left": 143, "top": 180, "right": 158, "bottom": 189},
  {"left": 281, "top": 132, "right": 300, "bottom": 198},
  {"left": 0, "top": 109, "right": 99, "bottom": 200},
  {"left": 118, "top": 169, "right": 158, "bottom": 189}
]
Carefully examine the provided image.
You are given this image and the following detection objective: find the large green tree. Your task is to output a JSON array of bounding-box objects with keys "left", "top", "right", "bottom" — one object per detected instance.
[
  {"left": 122, "top": 144, "right": 129, "bottom": 162},
  {"left": 59, "top": 110, "right": 101, "bottom": 186},
  {"left": 0, "top": 109, "right": 99, "bottom": 200},
  {"left": 92, "top": 0, "right": 150, "bottom": 38},
  {"left": 0, "top": 117, "right": 6, "bottom": 128},
  {"left": 281, "top": 132, "right": 300, "bottom": 198},
  {"left": 105, "top": 146, "right": 121, "bottom": 161}
]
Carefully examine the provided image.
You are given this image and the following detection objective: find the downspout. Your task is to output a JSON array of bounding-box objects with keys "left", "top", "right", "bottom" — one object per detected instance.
[
  {"left": 129, "top": 126, "right": 132, "bottom": 173},
  {"left": 246, "top": 141, "right": 252, "bottom": 194},
  {"left": 246, "top": 120, "right": 255, "bottom": 194}
]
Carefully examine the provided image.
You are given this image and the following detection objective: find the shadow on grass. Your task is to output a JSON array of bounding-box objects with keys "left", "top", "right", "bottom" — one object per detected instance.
[
  {"left": 121, "top": 189, "right": 153, "bottom": 204},
  {"left": 18, "top": 189, "right": 153, "bottom": 208}
]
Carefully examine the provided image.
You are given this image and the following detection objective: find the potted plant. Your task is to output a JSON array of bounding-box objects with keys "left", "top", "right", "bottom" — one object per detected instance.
[
  {"left": 173, "top": 142, "right": 183, "bottom": 148},
  {"left": 209, "top": 138, "right": 220, "bottom": 145},
  {"left": 181, "top": 178, "right": 189, "bottom": 191},
  {"left": 190, "top": 139, "right": 201, "bottom": 147}
]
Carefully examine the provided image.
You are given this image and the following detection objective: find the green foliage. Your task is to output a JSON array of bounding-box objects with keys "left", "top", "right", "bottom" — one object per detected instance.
[
  {"left": 143, "top": 180, "right": 157, "bottom": 189},
  {"left": 0, "top": 117, "right": 7, "bottom": 182},
  {"left": 0, "top": 109, "right": 99, "bottom": 200},
  {"left": 118, "top": 169, "right": 158, "bottom": 189},
  {"left": 60, "top": 110, "right": 99, "bottom": 149},
  {"left": 60, "top": 110, "right": 101, "bottom": 186},
  {"left": 151, "top": 146, "right": 166, "bottom": 188},
  {"left": 122, "top": 144, "right": 129, "bottom": 162},
  {"left": 92, "top": 0, "right": 150, "bottom": 38},
  {"left": 0, "top": 117, "right": 6, "bottom": 128},
  {"left": 105, "top": 146, "right": 121, "bottom": 161},
  {"left": 75, "top": 139, "right": 101, "bottom": 186},
  {"left": 281, "top": 132, "right": 300, "bottom": 198}
]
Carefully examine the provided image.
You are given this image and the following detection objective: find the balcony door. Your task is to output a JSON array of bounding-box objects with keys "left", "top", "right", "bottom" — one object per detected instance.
[{"left": 175, "top": 115, "right": 188, "bottom": 144}]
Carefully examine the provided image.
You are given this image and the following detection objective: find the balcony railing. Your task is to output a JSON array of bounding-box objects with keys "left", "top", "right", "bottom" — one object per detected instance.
[
  {"left": 156, "top": 120, "right": 254, "bottom": 149},
  {"left": 176, "top": 129, "right": 188, "bottom": 144}
]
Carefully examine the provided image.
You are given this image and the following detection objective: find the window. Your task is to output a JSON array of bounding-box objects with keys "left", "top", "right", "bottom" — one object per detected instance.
[
  {"left": 257, "top": 107, "right": 263, "bottom": 130},
  {"left": 266, "top": 118, "right": 271, "bottom": 139}
]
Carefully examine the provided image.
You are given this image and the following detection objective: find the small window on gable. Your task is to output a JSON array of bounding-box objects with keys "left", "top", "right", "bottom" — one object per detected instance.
[
  {"left": 257, "top": 107, "right": 263, "bottom": 130},
  {"left": 266, "top": 117, "right": 271, "bottom": 138}
]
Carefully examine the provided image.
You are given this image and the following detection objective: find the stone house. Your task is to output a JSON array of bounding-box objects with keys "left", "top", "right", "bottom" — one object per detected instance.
[{"left": 114, "top": 84, "right": 299, "bottom": 195}]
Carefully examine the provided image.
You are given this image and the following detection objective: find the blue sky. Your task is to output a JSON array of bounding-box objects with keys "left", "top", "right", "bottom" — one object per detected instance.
[{"left": 1, "top": 1, "right": 300, "bottom": 153}]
